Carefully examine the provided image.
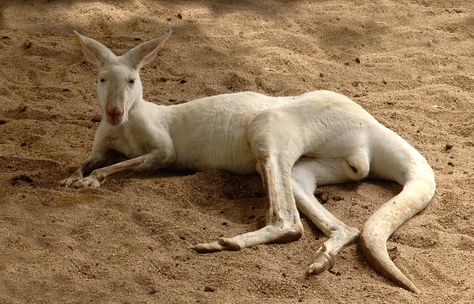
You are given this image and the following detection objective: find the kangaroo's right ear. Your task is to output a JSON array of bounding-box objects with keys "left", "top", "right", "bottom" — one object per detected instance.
[
  {"left": 74, "top": 31, "right": 117, "bottom": 67},
  {"left": 122, "top": 28, "right": 173, "bottom": 70}
]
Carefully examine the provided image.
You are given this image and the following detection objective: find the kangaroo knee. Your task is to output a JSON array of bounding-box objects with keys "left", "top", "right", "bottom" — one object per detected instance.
[{"left": 345, "top": 153, "right": 370, "bottom": 180}]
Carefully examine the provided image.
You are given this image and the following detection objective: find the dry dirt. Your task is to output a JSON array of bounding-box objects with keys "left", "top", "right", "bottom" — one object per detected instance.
[{"left": 0, "top": 1, "right": 473, "bottom": 303}]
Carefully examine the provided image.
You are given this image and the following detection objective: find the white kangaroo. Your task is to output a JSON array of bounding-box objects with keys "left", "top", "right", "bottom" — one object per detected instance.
[{"left": 61, "top": 29, "right": 436, "bottom": 293}]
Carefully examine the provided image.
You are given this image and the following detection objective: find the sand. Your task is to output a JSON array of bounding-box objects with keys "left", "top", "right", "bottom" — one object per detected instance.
[{"left": 0, "top": 0, "right": 473, "bottom": 303}]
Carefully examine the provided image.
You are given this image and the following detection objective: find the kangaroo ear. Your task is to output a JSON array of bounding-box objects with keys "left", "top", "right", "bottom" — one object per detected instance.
[
  {"left": 74, "top": 30, "right": 117, "bottom": 67},
  {"left": 122, "top": 28, "right": 173, "bottom": 70}
]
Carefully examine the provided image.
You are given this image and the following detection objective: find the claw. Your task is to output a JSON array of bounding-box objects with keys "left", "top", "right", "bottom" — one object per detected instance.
[
  {"left": 60, "top": 177, "right": 80, "bottom": 187},
  {"left": 66, "top": 176, "right": 101, "bottom": 188}
]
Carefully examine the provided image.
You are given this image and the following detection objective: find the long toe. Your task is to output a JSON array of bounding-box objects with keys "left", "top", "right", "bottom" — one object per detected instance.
[
  {"left": 218, "top": 237, "right": 244, "bottom": 251},
  {"left": 307, "top": 247, "right": 335, "bottom": 275},
  {"left": 192, "top": 241, "right": 224, "bottom": 253}
]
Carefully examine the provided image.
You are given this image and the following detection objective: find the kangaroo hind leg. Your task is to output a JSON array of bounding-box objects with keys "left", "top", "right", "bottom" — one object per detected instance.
[
  {"left": 291, "top": 158, "right": 361, "bottom": 275},
  {"left": 193, "top": 151, "right": 303, "bottom": 253},
  {"left": 193, "top": 109, "right": 308, "bottom": 253}
]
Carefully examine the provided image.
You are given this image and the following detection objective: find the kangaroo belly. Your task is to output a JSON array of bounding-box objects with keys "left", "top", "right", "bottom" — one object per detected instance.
[
  {"left": 171, "top": 113, "right": 258, "bottom": 174},
  {"left": 174, "top": 144, "right": 257, "bottom": 174},
  {"left": 173, "top": 135, "right": 257, "bottom": 174}
]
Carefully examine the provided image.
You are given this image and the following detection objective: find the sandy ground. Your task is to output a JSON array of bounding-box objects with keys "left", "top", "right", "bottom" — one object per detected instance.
[{"left": 0, "top": 0, "right": 473, "bottom": 303}]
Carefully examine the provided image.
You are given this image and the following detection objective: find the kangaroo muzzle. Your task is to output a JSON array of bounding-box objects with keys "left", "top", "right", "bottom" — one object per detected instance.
[{"left": 105, "top": 104, "right": 124, "bottom": 125}]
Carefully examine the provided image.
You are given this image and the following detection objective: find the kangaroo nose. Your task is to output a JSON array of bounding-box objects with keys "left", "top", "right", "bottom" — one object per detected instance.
[{"left": 105, "top": 104, "right": 124, "bottom": 125}]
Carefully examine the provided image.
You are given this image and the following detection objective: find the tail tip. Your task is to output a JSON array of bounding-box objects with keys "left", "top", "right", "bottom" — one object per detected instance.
[
  {"left": 403, "top": 281, "right": 420, "bottom": 294},
  {"left": 359, "top": 233, "right": 421, "bottom": 293}
]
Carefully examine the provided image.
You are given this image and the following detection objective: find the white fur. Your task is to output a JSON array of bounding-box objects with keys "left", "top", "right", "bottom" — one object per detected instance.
[{"left": 62, "top": 31, "right": 436, "bottom": 293}]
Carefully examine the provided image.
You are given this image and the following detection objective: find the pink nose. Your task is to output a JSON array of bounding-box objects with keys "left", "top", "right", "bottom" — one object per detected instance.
[{"left": 105, "top": 105, "right": 124, "bottom": 125}]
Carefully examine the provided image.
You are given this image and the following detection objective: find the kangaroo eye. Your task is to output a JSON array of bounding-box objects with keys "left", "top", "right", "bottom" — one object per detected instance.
[
  {"left": 99, "top": 78, "right": 106, "bottom": 83},
  {"left": 128, "top": 79, "right": 135, "bottom": 84}
]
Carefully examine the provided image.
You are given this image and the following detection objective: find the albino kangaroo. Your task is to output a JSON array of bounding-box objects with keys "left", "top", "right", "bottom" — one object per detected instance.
[{"left": 61, "top": 29, "right": 436, "bottom": 293}]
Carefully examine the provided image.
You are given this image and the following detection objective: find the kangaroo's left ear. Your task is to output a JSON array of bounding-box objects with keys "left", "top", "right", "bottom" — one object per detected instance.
[{"left": 122, "top": 28, "right": 173, "bottom": 70}]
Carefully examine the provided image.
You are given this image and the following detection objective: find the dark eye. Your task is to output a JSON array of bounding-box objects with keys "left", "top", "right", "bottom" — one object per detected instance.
[
  {"left": 128, "top": 79, "right": 135, "bottom": 84},
  {"left": 99, "top": 78, "right": 106, "bottom": 83}
]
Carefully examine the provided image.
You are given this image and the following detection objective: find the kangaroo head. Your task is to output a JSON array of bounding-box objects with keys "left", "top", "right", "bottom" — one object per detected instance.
[{"left": 75, "top": 29, "right": 172, "bottom": 126}]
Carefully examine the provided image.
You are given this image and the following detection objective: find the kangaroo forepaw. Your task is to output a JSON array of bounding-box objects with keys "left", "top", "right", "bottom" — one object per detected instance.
[
  {"left": 69, "top": 176, "right": 101, "bottom": 188},
  {"left": 307, "top": 245, "right": 335, "bottom": 275},
  {"left": 60, "top": 176, "right": 81, "bottom": 187}
]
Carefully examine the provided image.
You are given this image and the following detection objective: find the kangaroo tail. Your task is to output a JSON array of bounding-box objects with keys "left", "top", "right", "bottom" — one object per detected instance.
[{"left": 359, "top": 164, "right": 435, "bottom": 293}]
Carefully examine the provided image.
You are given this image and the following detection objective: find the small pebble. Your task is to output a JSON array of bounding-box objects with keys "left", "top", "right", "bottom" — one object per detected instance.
[
  {"left": 23, "top": 41, "right": 32, "bottom": 49},
  {"left": 10, "top": 175, "right": 33, "bottom": 186},
  {"left": 204, "top": 286, "right": 216, "bottom": 292},
  {"left": 91, "top": 115, "right": 101, "bottom": 123},
  {"left": 315, "top": 192, "right": 329, "bottom": 204}
]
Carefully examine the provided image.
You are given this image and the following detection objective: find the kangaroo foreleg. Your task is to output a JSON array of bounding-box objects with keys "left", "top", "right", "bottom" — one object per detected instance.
[
  {"left": 61, "top": 149, "right": 128, "bottom": 187},
  {"left": 64, "top": 150, "right": 172, "bottom": 188}
]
